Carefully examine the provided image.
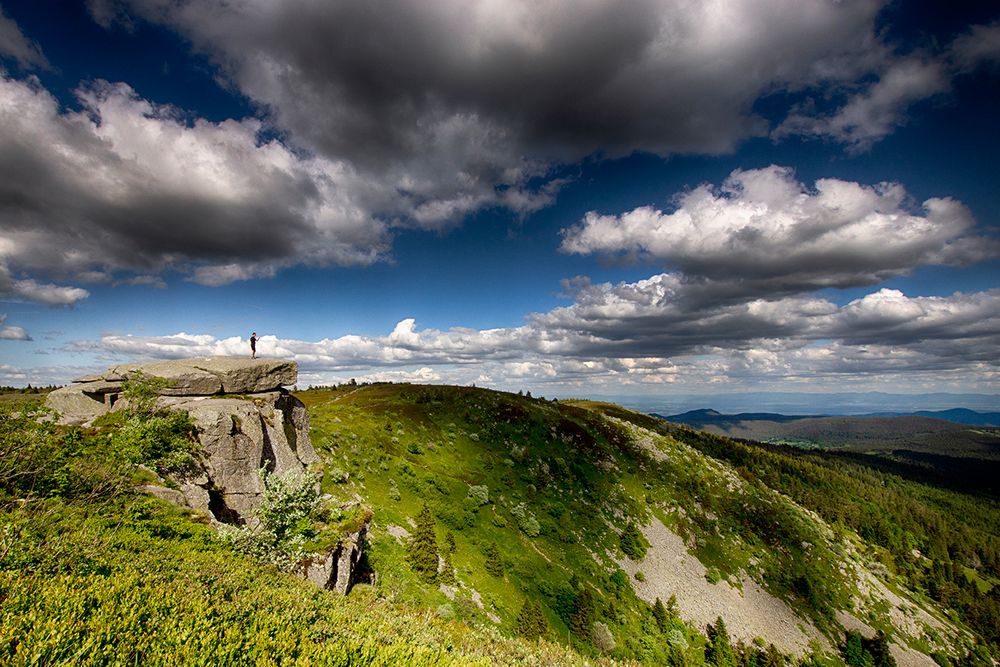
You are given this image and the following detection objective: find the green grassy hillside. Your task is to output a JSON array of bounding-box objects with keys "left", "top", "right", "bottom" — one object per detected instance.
[
  {"left": 0, "top": 397, "right": 609, "bottom": 666},
  {"left": 298, "top": 384, "right": 999, "bottom": 665},
  {"left": 3, "top": 382, "right": 998, "bottom": 666}
]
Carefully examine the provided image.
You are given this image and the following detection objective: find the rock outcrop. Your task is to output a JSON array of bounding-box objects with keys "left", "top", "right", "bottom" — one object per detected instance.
[
  {"left": 47, "top": 357, "right": 298, "bottom": 425},
  {"left": 156, "top": 391, "right": 319, "bottom": 521},
  {"left": 46, "top": 356, "right": 371, "bottom": 594},
  {"left": 46, "top": 357, "right": 317, "bottom": 523},
  {"left": 297, "top": 519, "right": 369, "bottom": 594}
]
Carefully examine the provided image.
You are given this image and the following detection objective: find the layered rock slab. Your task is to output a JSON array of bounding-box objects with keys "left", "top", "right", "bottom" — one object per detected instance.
[
  {"left": 46, "top": 357, "right": 315, "bottom": 523},
  {"left": 47, "top": 357, "right": 297, "bottom": 425},
  {"left": 46, "top": 356, "right": 371, "bottom": 593},
  {"left": 104, "top": 357, "right": 297, "bottom": 394}
]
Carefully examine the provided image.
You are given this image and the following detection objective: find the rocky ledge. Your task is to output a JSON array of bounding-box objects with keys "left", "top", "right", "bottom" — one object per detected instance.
[
  {"left": 45, "top": 356, "right": 368, "bottom": 593},
  {"left": 46, "top": 357, "right": 314, "bottom": 522},
  {"left": 47, "top": 357, "right": 298, "bottom": 424}
]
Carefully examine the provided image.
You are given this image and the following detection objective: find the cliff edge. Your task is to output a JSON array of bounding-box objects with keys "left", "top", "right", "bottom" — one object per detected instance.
[{"left": 46, "top": 357, "right": 318, "bottom": 522}]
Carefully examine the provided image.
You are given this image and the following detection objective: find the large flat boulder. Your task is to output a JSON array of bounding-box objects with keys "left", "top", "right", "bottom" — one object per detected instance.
[
  {"left": 48, "top": 357, "right": 297, "bottom": 423},
  {"left": 116, "top": 357, "right": 296, "bottom": 395},
  {"left": 47, "top": 356, "right": 312, "bottom": 523},
  {"left": 111, "top": 360, "right": 223, "bottom": 395},
  {"left": 45, "top": 384, "right": 108, "bottom": 424}
]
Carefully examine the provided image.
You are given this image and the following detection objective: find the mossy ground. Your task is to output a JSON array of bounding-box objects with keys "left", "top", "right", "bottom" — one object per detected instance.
[{"left": 0, "top": 396, "right": 613, "bottom": 666}]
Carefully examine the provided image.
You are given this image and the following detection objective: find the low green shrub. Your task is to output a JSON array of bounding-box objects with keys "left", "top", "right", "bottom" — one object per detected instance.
[
  {"left": 620, "top": 522, "right": 649, "bottom": 560},
  {"left": 510, "top": 502, "right": 540, "bottom": 537},
  {"left": 219, "top": 468, "right": 320, "bottom": 571}
]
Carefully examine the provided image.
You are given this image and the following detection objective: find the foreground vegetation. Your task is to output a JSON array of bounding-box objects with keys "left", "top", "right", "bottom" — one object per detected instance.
[{"left": 0, "top": 397, "right": 606, "bottom": 665}]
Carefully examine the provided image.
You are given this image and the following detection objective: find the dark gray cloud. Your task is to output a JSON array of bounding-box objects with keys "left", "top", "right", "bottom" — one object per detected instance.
[
  {"left": 0, "top": 262, "right": 89, "bottom": 306},
  {"left": 951, "top": 21, "right": 1000, "bottom": 71},
  {"left": 775, "top": 21, "right": 1000, "bottom": 150},
  {"left": 0, "top": 75, "right": 391, "bottom": 291},
  {"left": 828, "top": 288, "right": 1000, "bottom": 347},
  {"left": 6, "top": 1, "right": 989, "bottom": 299},
  {"left": 94, "top": 0, "right": 888, "bottom": 209},
  {"left": 0, "top": 5, "right": 50, "bottom": 70},
  {"left": 775, "top": 57, "right": 950, "bottom": 151}
]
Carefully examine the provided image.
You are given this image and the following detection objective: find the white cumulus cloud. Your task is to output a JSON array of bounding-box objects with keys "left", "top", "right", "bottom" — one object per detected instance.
[
  {"left": 561, "top": 166, "right": 996, "bottom": 300},
  {"left": 64, "top": 279, "right": 1000, "bottom": 392},
  {"left": 0, "top": 313, "right": 31, "bottom": 341}
]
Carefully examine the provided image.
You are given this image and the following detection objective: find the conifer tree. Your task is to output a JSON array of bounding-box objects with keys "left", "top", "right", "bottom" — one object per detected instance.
[
  {"left": 445, "top": 530, "right": 457, "bottom": 554},
  {"left": 763, "top": 643, "right": 785, "bottom": 667},
  {"left": 569, "top": 588, "right": 595, "bottom": 640},
  {"left": 707, "top": 616, "right": 737, "bottom": 667},
  {"left": 407, "top": 504, "right": 439, "bottom": 583},
  {"left": 668, "top": 644, "right": 687, "bottom": 667},
  {"left": 439, "top": 549, "right": 457, "bottom": 585},
  {"left": 620, "top": 522, "right": 649, "bottom": 559},
  {"left": 842, "top": 631, "right": 874, "bottom": 667},
  {"left": 485, "top": 542, "right": 504, "bottom": 577},
  {"left": 652, "top": 596, "right": 669, "bottom": 631},
  {"left": 515, "top": 599, "right": 548, "bottom": 641},
  {"left": 868, "top": 632, "right": 896, "bottom": 667}
]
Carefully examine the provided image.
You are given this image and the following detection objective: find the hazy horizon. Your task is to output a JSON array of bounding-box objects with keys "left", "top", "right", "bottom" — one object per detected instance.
[{"left": 597, "top": 391, "right": 1000, "bottom": 417}]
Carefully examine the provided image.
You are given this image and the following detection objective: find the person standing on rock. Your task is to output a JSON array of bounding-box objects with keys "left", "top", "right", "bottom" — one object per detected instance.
[{"left": 250, "top": 332, "right": 258, "bottom": 359}]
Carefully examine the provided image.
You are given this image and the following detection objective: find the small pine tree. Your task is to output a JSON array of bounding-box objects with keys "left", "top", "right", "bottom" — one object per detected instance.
[
  {"left": 485, "top": 542, "right": 504, "bottom": 577},
  {"left": 445, "top": 530, "right": 457, "bottom": 554},
  {"left": 843, "top": 631, "right": 874, "bottom": 667},
  {"left": 439, "top": 549, "right": 457, "bottom": 585},
  {"left": 868, "top": 632, "right": 896, "bottom": 667},
  {"left": 652, "top": 597, "right": 669, "bottom": 631},
  {"left": 620, "top": 522, "right": 649, "bottom": 560},
  {"left": 763, "top": 643, "right": 785, "bottom": 667},
  {"left": 707, "top": 617, "right": 737, "bottom": 667},
  {"left": 668, "top": 644, "right": 688, "bottom": 667},
  {"left": 569, "top": 588, "right": 595, "bottom": 640},
  {"left": 407, "top": 504, "right": 439, "bottom": 583},
  {"left": 515, "top": 599, "right": 548, "bottom": 641}
]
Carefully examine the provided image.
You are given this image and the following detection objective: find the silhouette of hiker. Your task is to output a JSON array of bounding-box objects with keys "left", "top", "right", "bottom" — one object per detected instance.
[{"left": 250, "top": 332, "right": 258, "bottom": 359}]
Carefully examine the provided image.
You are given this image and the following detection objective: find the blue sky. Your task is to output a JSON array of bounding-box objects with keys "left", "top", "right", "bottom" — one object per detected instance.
[{"left": 1, "top": 0, "right": 998, "bottom": 407}]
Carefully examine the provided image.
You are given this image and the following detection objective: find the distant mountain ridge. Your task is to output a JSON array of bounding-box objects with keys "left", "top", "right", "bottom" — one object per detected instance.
[
  {"left": 863, "top": 408, "right": 1000, "bottom": 427},
  {"left": 656, "top": 407, "right": 1000, "bottom": 498},
  {"left": 605, "top": 391, "right": 1000, "bottom": 416},
  {"left": 659, "top": 407, "right": 1000, "bottom": 428}
]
